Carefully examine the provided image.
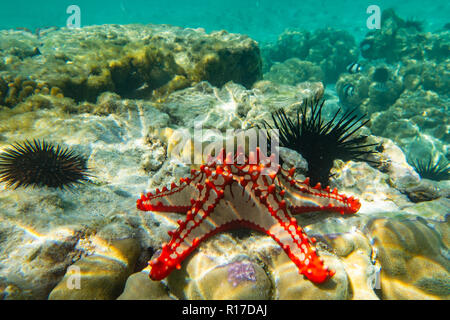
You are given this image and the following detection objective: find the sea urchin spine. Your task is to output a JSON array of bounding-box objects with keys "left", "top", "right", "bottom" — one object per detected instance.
[{"left": 410, "top": 156, "right": 450, "bottom": 181}]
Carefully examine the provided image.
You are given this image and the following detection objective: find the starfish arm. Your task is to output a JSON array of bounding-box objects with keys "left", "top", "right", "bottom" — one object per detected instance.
[
  {"left": 252, "top": 177, "right": 333, "bottom": 283},
  {"left": 137, "top": 170, "right": 204, "bottom": 213},
  {"left": 148, "top": 175, "right": 224, "bottom": 280},
  {"left": 278, "top": 168, "right": 361, "bottom": 215}
]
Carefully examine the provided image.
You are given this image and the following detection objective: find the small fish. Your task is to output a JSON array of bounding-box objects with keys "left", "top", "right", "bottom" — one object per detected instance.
[
  {"left": 347, "top": 62, "right": 363, "bottom": 74},
  {"left": 343, "top": 84, "right": 355, "bottom": 98},
  {"left": 32, "top": 47, "right": 41, "bottom": 57}
]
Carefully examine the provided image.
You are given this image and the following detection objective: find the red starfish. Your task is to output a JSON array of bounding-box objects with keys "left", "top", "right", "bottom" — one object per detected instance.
[{"left": 137, "top": 148, "right": 360, "bottom": 283}]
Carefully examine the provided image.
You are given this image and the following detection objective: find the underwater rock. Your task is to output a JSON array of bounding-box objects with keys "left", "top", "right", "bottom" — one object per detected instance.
[
  {"left": 438, "top": 215, "right": 450, "bottom": 248},
  {"left": 0, "top": 24, "right": 262, "bottom": 106},
  {"left": 48, "top": 236, "right": 140, "bottom": 300},
  {"left": 182, "top": 258, "right": 271, "bottom": 300},
  {"left": 0, "top": 76, "right": 62, "bottom": 108},
  {"left": 360, "top": 9, "right": 450, "bottom": 63},
  {"left": 143, "top": 156, "right": 191, "bottom": 192},
  {"left": 92, "top": 92, "right": 129, "bottom": 116},
  {"left": 330, "top": 157, "right": 412, "bottom": 214},
  {"left": 369, "top": 89, "right": 448, "bottom": 164},
  {"left": 271, "top": 248, "right": 349, "bottom": 300},
  {"left": 377, "top": 139, "right": 421, "bottom": 191},
  {"left": 263, "top": 58, "right": 324, "bottom": 85},
  {"left": 262, "top": 29, "right": 310, "bottom": 69},
  {"left": 154, "top": 80, "right": 323, "bottom": 157},
  {"left": 166, "top": 234, "right": 272, "bottom": 300},
  {"left": 141, "top": 137, "right": 167, "bottom": 173},
  {"left": 262, "top": 28, "right": 358, "bottom": 83},
  {"left": 279, "top": 147, "right": 308, "bottom": 177},
  {"left": 246, "top": 81, "right": 324, "bottom": 128},
  {"left": 366, "top": 216, "right": 450, "bottom": 299},
  {"left": 141, "top": 148, "right": 166, "bottom": 173},
  {"left": 0, "top": 226, "right": 87, "bottom": 299},
  {"left": 322, "top": 231, "right": 380, "bottom": 300},
  {"left": 336, "top": 62, "right": 404, "bottom": 113},
  {"left": 161, "top": 81, "right": 248, "bottom": 131},
  {"left": 400, "top": 59, "right": 450, "bottom": 96},
  {"left": 404, "top": 180, "right": 442, "bottom": 203},
  {"left": 402, "top": 197, "right": 450, "bottom": 220},
  {"left": 337, "top": 43, "right": 448, "bottom": 123},
  {"left": 0, "top": 31, "right": 40, "bottom": 60},
  {"left": 117, "top": 267, "right": 172, "bottom": 300},
  {"left": 0, "top": 95, "right": 170, "bottom": 153}
]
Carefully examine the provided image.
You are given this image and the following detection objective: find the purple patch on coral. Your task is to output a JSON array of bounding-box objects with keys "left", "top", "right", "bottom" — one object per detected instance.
[{"left": 227, "top": 261, "right": 257, "bottom": 287}]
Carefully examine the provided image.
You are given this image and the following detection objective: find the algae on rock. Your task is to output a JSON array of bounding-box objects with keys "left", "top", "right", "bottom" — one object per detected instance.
[{"left": 0, "top": 24, "right": 262, "bottom": 106}]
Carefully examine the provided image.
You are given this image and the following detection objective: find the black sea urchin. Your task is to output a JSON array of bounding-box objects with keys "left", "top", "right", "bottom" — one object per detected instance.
[
  {"left": 404, "top": 18, "right": 424, "bottom": 32},
  {"left": 263, "top": 98, "right": 378, "bottom": 186},
  {"left": 0, "top": 139, "right": 90, "bottom": 190},
  {"left": 410, "top": 156, "right": 450, "bottom": 181},
  {"left": 372, "top": 67, "right": 389, "bottom": 83}
]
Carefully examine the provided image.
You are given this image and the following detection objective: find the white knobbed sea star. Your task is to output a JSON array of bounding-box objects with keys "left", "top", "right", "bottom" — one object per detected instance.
[{"left": 137, "top": 147, "right": 360, "bottom": 283}]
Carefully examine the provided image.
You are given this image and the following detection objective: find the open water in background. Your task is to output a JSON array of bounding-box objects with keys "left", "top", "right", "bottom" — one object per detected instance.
[{"left": 1, "top": 0, "right": 449, "bottom": 42}]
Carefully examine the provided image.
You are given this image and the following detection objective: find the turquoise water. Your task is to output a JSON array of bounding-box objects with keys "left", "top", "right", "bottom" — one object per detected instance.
[{"left": 2, "top": 0, "right": 449, "bottom": 41}]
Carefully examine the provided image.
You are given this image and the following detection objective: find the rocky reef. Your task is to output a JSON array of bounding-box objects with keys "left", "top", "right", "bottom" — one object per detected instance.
[
  {"left": 335, "top": 9, "right": 449, "bottom": 170},
  {"left": 263, "top": 58, "right": 325, "bottom": 85},
  {"left": 0, "top": 24, "right": 262, "bottom": 106},
  {"left": 359, "top": 9, "right": 449, "bottom": 63},
  {"left": 262, "top": 27, "right": 359, "bottom": 83}
]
